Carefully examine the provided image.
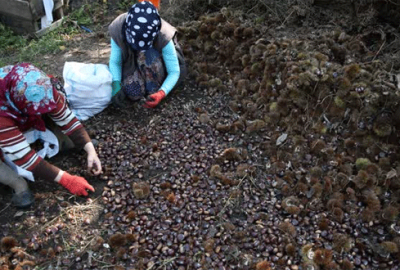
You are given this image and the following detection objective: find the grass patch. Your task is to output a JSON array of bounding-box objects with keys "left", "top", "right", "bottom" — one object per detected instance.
[
  {"left": 0, "top": 2, "right": 108, "bottom": 67},
  {"left": 0, "top": 23, "right": 68, "bottom": 67}
]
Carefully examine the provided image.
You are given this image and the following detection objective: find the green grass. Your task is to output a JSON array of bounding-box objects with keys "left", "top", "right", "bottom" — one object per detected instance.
[
  {"left": 0, "top": 23, "right": 27, "bottom": 51},
  {"left": 0, "top": 2, "right": 107, "bottom": 67},
  {"left": 0, "top": 23, "right": 67, "bottom": 67},
  {"left": 117, "top": 0, "right": 140, "bottom": 11}
]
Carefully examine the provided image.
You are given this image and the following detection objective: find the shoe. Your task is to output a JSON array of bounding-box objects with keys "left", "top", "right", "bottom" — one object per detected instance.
[{"left": 11, "top": 190, "right": 34, "bottom": 208}]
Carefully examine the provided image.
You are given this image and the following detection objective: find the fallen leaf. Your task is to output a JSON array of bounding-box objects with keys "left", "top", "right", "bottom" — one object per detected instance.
[
  {"left": 386, "top": 169, "right": 397, "bottom": 179},
  {"left": 276, "top": 133, "right": 288, "bottom": 146},
  {"left": 14, "top": 211, "right": 24, "bottom": 217}
]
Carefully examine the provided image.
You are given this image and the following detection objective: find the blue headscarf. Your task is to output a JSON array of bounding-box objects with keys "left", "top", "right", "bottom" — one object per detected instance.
[{"left": 124, "top": 1, "right": 161, "bottom": 51}]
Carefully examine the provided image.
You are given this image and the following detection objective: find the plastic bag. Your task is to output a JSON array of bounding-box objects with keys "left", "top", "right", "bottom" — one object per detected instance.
[
  {"left": 2, "top": 129, "right": 59, "bottom": 182},
  {"left": 63, "top": 62, "right": 112, "bottom": 121}
]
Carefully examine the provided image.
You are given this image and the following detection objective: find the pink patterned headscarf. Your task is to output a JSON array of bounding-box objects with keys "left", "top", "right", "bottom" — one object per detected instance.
[{"left": 0, "top": 63, "right": 58, "bottom": 131}]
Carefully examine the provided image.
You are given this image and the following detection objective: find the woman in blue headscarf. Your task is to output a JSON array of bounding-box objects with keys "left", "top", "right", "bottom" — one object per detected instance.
[{"left": 108, "top": 0, "right": 186, "bottom": 108}]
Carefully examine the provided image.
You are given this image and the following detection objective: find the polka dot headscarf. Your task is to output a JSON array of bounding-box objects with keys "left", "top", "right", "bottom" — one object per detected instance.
[{"left": 124, "top": 1, "right": 161, "bottom": 51}]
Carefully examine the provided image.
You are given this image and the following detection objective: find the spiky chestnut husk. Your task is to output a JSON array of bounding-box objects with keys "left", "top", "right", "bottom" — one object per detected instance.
[
  {"left": 301, "top": 262, "right": 319, "bottom": 270},
  {"left": 241, "top": 54, "right": 251, "bottom": 67},
  {"left": 1, "top": 236, "right": 18, "bottom": 251},
  {"left": 373, "top": 121, "right": 392, "bottom": 137},
  {"left": 278, "top": 221, "right": 297, "bottom": 237},
  {"left": 380, "top": 241, "right": 399, "bottom": 254},
  {"left": 311, "top": 139, "right": 326, "bottom": 154},
  {"left": 125, "top": 234, "right": 138, "bottom": 243},
  {"left": 126, "top": 211, "right": 136, "bottom": 220},
  {"left": 245, "top": 119, "right": 266, "bottom": 133},
  {"left": 392, "top": 237, "right": 400, "bottom": 250},
  {"left": 311, "top": 183, "right": 323, "bottom": 198},
  {"left": 341, "top": 258, "right": 354, "bottom": 270},
  {"left": 196, "top": 73, "right": 209, "bottom": 83},
  {"left": 281, "top": 184, "right": 291, "bottom": 196},
  {"left": 285, "top": 243, "right": 296, "bottom": 257},
  {"left": 109, "top": 234, "right": 127, "bottom": 249},
  {"left": 363, "top": 189, "right": 381, "bottom": 212},
  {"left": 210, "top": 164, "right": 222, "bottom": 178},
  {"left": 381, "top": 205, "right": 399, "bottom": 222},
  {"left": 361, "top": 207, "right": 376, "bottom": 222},
  {"left": 166, "top": 192, "right": 176, "bottom": 204},
  {"left": 243, "top": 27, "right": 254, "bottom": 38},
  {"left": 20, "top": 260, "right": 36, "bottom": 267},
  {"left": 300, "top": 243, "right": 315, "bottom": 261},
  {"left": 379, "top": 157, "right": 391, "bottom": 171},
  {"left": 215, "top": 122, "right": 232, "bottom": 133},
  {"left": 269, "top": 102, "right": 278, "bottom": 112},
  {"left": 251, "top": 62, "right": 262, "bottom": 75},
  {"left": 203, "top": 238, "right": 215, "bottom": 253},
  {"left": 210, "top": 30, "right": 221, "bottom": 40},
  {"left": 354, "top": 169, "right": 370, "bottom": 189},
  {"left": 132, "top": 182, "right": 150, "bottom": 199},
  {"left": 282, "top": 196, "right": 300, "bottom": 210},
  {"left": 233, "top": 26, "right": 244, "bottom": 38},
  {"left": 295, "top": 181, "right": 308, "bottom": 194},
  {"left": 365, "top": 163, "right": 379, "bottom": 175},
  {"left": 232, "top": 119, "right": 245, "bottom": 132},
  {"left": 218, "top": 148, "right": 243, "bottom": 162},
  {"left": 222, "top": 22, "right": 235, "bottom": 36},
  {"left": 209, "top": 78, "right": 222, "bottom": 87},
  {"left": 332, "top": 207, "right": 344, "bottom": 223},
  {"left": 116, "top": 247, "right": 127, "bottom": 259},
  {"left": 344, "top": 63, "right": 361, "bottom": 80},
  {"left": 265, "top": 44, "right": 277, "bottom": 56},
  {"left": 318, "top": 217, "right": 330, "bottom": 230},
  {"left": 333, "top": 233, "right": 353, "bottom": 253},
  {"left": 310, "top": 166, "right": 323, "bottom": 178},
  {"left": 327, "top": 198, "right": 343, "bottom": 211},
  {"left": 255, "top": 260, "right": 271, "bottom": 270},
  {"left": 355, "top": 158, "right": 371, "bottom": 170}
]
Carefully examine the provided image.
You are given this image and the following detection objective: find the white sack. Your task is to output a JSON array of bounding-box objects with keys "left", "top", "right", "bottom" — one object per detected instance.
[{"left": 63, "top": 62, "right": 112, "bottom": 121}]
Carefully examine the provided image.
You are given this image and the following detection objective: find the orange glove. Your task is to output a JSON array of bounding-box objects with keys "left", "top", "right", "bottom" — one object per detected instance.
[
  {"left": 138, "top": 0, "right": 160, "bottom": 9},
  {"left": 58, "top": 172, "right": 95, "bottom": 196},
  {"left": 144, "top": 90, "right": 166, "bottom": 108}
]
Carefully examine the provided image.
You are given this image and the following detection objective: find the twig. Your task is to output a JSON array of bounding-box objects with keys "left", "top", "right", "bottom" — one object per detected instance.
[
  {"left": 257, "top": 0, "right": 283, "bottom": 24},
  {"left": 372, "top": 40, "right": 386, "bottom": 62},
  {"left": 0, "top": 203, "right": 11, "bottom": 214},
  {"left": 387, "top": 0, "right": 400, "bottom": 5},
  {"left": 88, "top": 250, "right": 93, "bottom": 266},
  {"left": 216, "top": 175, "right": 247, "bottom": 219},
  {"left": 280, "top": 9, "right": 295, "bottom": 28}
]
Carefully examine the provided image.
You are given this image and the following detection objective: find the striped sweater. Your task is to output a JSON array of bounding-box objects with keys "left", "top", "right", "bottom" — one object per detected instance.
[{"left": 0, "top": 90, "right": 90, "bottom": 182}]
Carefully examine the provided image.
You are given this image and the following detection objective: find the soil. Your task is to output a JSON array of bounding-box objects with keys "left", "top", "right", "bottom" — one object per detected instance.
[{"left": 1, "top": 1, "right": 400, "bottom": 270}]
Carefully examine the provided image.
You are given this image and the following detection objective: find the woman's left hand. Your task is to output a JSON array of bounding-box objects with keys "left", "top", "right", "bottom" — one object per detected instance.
[
  {"left": 84, "top": 142, "right": 103, "bottom": 175},
  {"left": 144, "top": 90, "right": 166, "bottom": 108}
]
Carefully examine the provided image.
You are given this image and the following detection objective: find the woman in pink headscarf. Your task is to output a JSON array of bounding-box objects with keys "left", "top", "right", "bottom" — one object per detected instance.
[{"left": 0, "top": 63, "right": 102, "bottom": 208}]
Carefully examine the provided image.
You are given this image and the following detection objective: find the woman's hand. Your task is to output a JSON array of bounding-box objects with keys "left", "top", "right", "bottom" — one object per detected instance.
[
  {"left": 84, "top": 142, "right": 102, "bottom": 175},
  {"left": 56, "top": 171, "right": 95, "bottom": 196},
  {"left": 144, "top": 90, "right": 166, "bottom": 108}
]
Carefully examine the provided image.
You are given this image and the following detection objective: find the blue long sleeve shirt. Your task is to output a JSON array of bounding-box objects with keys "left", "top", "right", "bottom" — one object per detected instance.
[{"left": 109, "top": 38, "right": 180, "bottom": 95}]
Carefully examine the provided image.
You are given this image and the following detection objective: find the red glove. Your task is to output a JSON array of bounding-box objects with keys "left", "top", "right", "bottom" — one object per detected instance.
[
  {"left": 144, "top": 90, "right": 166, "bottom": 108},
  {"left": 138, "top": 0, "right": 160, "bottom": 9},
  {"left": 58, "top": 172, "right": 95, "bottom": 196}
]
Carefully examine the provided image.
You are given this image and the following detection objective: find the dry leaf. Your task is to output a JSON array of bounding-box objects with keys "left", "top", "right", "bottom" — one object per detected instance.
[
  {"left": 276, "top": 133, "right": 288, "bottom": 146},
  {"left": 386, "top": 169, "right": 397, "bottom": 179}
]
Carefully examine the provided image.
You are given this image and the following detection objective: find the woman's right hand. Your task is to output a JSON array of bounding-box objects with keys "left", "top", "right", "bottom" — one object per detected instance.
[
  {"left": 111, "top": 87, "right": 129, "bottom": 108},
  {"left": 112, "top": 81, "right": 122, "bottom": 97},
  {"left": 56, "top": 171, "right": 95, "bottom": 196}
]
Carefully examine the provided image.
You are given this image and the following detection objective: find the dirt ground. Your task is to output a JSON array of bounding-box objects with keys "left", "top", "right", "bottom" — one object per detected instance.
[{"left": 1, "top": 1, "right": 400, "bottom": 270}]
